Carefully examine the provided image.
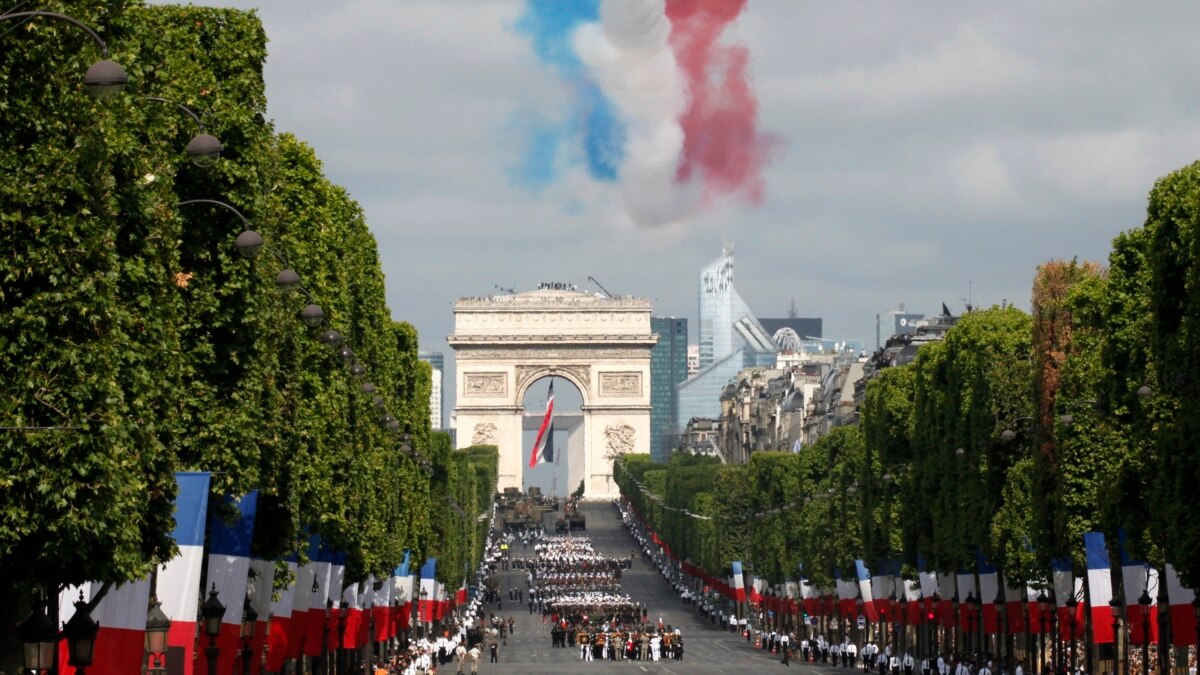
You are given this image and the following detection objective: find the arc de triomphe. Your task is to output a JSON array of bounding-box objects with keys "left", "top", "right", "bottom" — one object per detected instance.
[{"left": 448, "top": 288, "right": 656, "bottom": 499}]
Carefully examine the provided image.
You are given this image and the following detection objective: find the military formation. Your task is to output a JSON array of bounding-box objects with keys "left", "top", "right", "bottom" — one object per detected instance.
[{"left": 520, "top": 533, "right": 685, "bottom": 662}]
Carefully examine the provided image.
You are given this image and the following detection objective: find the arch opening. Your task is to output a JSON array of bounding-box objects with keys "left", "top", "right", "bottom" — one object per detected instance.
[{"left": 520, "top": 375, "right": 583, "bottom": 498}]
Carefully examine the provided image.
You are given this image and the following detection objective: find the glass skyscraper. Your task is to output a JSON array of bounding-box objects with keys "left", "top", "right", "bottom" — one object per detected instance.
[
  {"left": 650, "top": 317, "right": 688, "bottom": 463},
  {"left": 677, "top": 247, "right": 777, "bottom": 431}
]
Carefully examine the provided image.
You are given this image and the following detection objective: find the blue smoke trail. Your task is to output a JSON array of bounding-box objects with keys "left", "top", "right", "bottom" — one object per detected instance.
[{"left": 511, "top": 0, "right": 624, "bottom": 185}]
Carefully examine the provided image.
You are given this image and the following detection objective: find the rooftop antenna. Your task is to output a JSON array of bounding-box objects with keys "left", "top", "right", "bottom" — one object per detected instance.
[
  {"left": 587, "top": 276, "right": 615, "bottom": 298},
  {"left": 493, "top": 284, "right": 516, "bottom": 295}
]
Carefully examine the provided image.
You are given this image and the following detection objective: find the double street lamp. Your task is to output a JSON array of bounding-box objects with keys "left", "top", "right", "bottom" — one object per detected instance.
[{"left": 21, "top": 591, "right": 101, "bottom": 675}]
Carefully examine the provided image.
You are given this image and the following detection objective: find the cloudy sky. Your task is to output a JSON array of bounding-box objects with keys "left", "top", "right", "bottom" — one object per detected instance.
[{"left": 161, "top": 0, "right": 1200, "bottom": 418}]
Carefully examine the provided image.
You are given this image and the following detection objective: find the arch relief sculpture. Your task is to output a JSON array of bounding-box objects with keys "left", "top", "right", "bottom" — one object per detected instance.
[
  {"left": 472, "top": 422, "right": 498, "bottom": 446},
  {"left": 603, "top": 423, "right": 636, "bottom": 460}
]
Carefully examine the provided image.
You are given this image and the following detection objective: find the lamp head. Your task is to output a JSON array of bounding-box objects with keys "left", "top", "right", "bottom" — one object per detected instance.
[
  {"left": 84, "top": 58, "right": 128, "bottom": 97},
  {"left": 275, "top": 268, "right": 301, "bottom": 293},
  {"left": 201, "top": 584, "right": 227, "bottom": 637},
  {"left": 186, "top": 132, "right": 223, "bottom": 168},
  {"left": 144, "top": 597, "right": 171, "bottom": 655},
  {"left": 63, "top": 592, "right": 100, "bottom": 666},
  {"left": 235, "top": 229, "right": 265, "bottom": 258},
  {"left": 299, "top": 303, "right": 325, "bottom": 327},
  {"left": 19, "top": 607, "right": 58, "bottom": 671}
]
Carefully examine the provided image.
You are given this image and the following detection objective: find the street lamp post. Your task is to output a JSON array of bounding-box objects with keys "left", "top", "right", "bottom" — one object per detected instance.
[
  {"left": 899, "top": 591, "right": 909, "bottom": 657},
  {"left": 202, "top": 585, "right": 227, "bottom": 675},
  {"left": 1065, "top": 595, "right": 1078, "bottom": 675},
  {"left": 19, "top": 602, "right": 58, "bottom": 673},
  {"left": 323, "top": 598, "right": 333, "bottom": 674},
  {"left": 62, "top": 592, "right": 101, "bottom": 675},
  {"left": 144, "top": 97, "right": 224, "bottom": 167},
  {"left": 995, "top": 586, "right": 1006, "bottom": 667},
  {"left": 0, "top": 11, "right": 129, "bottom": 95},
  {"left": 1138, "top": 588, "right": 1151, "bottom": 675},
  {"left": 953, "top": 594, "right": 961, "bottom": 655},
  {"left": 1110, "top": 597, "right": 1124, "bottom": 675},
  {"left": 1038, "top": 591, "right": 1052, "bottom": 674},
  {"left": 145, "top": 597, "right": 171, "bottom": 675},
  {"left": 338, "top": 605, "right": 348, "bottom": 675},
  {"left": 240, "top": 597, "right": 258, "bottom": 675},
  {"left": 966, "top": 592, "right": 977, "bottom": 654}
]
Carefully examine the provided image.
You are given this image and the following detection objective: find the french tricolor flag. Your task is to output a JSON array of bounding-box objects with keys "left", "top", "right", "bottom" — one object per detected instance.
[
  {"left": 303, "top": 543, "right": 332, "bottom": 659},
  {"left": 420, "top": 558, "right": 438, "bottom": 623},
  {"left": 977, "top": 555, "right": 1000, "bottom": 634},
  {"left": 1165, "top": 565, "right": 1196, "bottom": 646},
  {"left": 730, "top": 561, "right": 746, "bottom": 602},
  {"left": 326, "top": 551, "right": 347, "bottom": 653},
  {"left": 456, "top": 578, "right": 468, "bottom": 606},
  {"left": 1118, "top": 530, "right": 1159, "bottom": 645},
  {"left": 870, "top": 561, "right": 898, "bottom": 622},
  {"left": 1003, "top": 578, "right": 1029, "bottom": 634},
  {"left": 1084, "top": 532, "right": 1114, "bottom": 643},
  {"left": 839, "top": 566, "right": 863, "bottom": 620},
  {"left": 57, "top": 580, "right": 151, "bottom": 675},
  {"left": 372, "top": 574, "right": 393, "bottom": 642},
  {"left": 198, "top": 491, "right": 259, "bottom": 675},
  {"left": 393, "top": 560, "right": 413, "bottom": 634},
  {"left": 160, "top": 472, "right": 212, "bottom": 675},
  {"left": 956, "top": 570, "right": 977, "bottom": 632},
  {"left": 287, "top": 549, "right": 316, "bottom": 661},
  {"left": 265, "top": 559, "right": 297, "bottom": 673},
  {"left": 529, "top": 381, "right": 555, "bottom": 467},
  {"left": 917, "top": 556, "right": 938, "bottom": 623},
  {"left": 853, "top": 561, "right": 876, "bottom": 621},
  {"left": 748, "top": 575, "right": 763, "bottom": 604},
  {"left": 800, "top": 576, "right": 817, "bottom": 617},
  {"left": 937, "top": 572, "right": 956, "bottom": 628},
  {"left": 903, "top": 578, "right": 922, "bottom": 624},
  {"left": 1051, "top": 557, "right": 1084, "bottom": 639},
  {"left": 246, "top": 559, "right": 275, "bottom": 675},
  {"left": 341, "top": 580, "right": 365, "bottom": 649}
]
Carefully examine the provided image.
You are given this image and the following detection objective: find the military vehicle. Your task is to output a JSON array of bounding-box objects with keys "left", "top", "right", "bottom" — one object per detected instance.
[{"left": 498, "top": 488, "right": 552, "bottom": 531}]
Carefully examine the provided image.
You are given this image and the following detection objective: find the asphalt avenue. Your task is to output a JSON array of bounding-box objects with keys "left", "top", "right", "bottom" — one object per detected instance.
[{"left": 465, "top": 501, "right": 834, "bottom": 674}]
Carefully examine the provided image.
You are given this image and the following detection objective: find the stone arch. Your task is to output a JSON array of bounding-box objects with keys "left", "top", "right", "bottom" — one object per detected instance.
[{"left": 448, "top": 289, "right": 656, "bottom": 499}]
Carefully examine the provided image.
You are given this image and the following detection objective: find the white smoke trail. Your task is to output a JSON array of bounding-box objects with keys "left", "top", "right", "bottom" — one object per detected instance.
[{"left": 574, "top": 0, "right": 699, "bottom": 227}]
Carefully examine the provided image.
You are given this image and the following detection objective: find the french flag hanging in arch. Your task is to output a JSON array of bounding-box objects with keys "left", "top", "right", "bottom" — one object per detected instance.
[{"left": 529, "top": 380, "right": 555, "bottom": 467}]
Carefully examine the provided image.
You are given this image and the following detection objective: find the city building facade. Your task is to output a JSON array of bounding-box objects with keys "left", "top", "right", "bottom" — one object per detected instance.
[
  {"left": 418, "top": 351, "right": 445, "bottom": 430},
  {"left": 649, "top": 317, "right": 688, "bottom": 463}
]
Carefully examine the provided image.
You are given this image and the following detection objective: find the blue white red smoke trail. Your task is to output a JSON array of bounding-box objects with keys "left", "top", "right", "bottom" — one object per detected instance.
[{"left": 511, "top": 0, "right": 775, "bottom": 227}]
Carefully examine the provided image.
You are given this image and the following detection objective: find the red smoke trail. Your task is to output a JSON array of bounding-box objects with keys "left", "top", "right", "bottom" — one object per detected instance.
[{"left": 665, "top": 0, "right": 775, "bottom": 205}]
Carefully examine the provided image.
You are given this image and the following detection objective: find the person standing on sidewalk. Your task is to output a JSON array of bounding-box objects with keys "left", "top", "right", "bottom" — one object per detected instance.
[{"left": 781, "top": 632, "right": 792, "bottom": 666}]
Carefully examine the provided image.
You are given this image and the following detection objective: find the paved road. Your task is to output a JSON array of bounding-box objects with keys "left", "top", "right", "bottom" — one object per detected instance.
[{"left": 464, "top": 501, "right": 843, "bottom": 674}]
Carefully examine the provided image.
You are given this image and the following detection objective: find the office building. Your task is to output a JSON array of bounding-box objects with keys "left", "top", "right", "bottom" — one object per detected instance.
[
  {"left": 418, "top": 351, "right": 444, "bottom": 430},
  {"left": 677, "top": 246, "right": 778, "bottom": 430},
  {"left": 650, "top": 317, "right": 688, "bottom": 463}
]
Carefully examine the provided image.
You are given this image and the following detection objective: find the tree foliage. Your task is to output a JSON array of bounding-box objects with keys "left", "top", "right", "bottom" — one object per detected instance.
[{"left": 0, "top": 3, "right": 495, "bottom": 661}]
